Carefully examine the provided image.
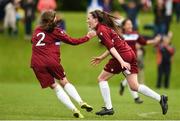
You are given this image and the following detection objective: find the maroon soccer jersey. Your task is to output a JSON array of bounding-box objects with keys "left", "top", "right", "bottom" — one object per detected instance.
[
  {"left": 96, "top": 23, "right": 131, "bottom": 54},
  {"left": 31, "top": 26, "right": 90, "bottom": 88},
  {"left": 95, "top": 23, "right": 138, "bottom": 74},
  {"left": 122, "top": 31, "right": 147, "bottom": 55},
  {"left": 31, "top": 26, "right": 90, "bottom": 67}
]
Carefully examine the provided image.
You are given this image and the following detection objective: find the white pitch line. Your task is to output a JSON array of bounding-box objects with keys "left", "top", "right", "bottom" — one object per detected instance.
[{"left": 138, "top": 111, "right": 159, "bottom": 118}]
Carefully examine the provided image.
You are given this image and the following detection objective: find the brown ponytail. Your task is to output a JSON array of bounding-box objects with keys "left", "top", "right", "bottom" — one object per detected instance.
[
  {"left": 90, "top": 10, "right": 121, "bottom": 34},
  {"left": 40, "top": 10, "right": 56, "bottom": 32}
]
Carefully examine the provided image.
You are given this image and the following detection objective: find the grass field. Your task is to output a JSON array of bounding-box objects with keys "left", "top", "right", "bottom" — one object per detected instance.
[
  {"left": 0, "top": 83, "right": 180, "bottom": 120},
  {"left": 0, "top": 12, "right": 180, "bottom": 120}
]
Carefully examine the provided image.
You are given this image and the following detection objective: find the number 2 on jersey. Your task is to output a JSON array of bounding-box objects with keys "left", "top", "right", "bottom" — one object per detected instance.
[{"left": 36, "top": 32, "right": 45, "bottom": 46}]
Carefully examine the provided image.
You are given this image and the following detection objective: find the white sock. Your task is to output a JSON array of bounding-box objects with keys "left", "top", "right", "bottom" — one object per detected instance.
[
  {"left": 122, "top": 79, "right": 127, "bottom": 87},
  {"left": 127, "top": 84, "right": 138, "bottom": 99},
  {"left": 53, "top": 84, "right": 76, "bottom": 111},
  {"left": 138, "top": 84, "right": 161, "bottom": 101},
  {"left": 64, "top": 83, "right": 83, "bottom": 105},
  {"left": 99, "top": 81, "right": 112, "bottom": 109}
]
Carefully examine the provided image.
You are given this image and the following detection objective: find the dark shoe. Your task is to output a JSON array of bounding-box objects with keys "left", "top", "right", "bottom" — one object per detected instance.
[
  {"left": 73, "top": 109, "right": 84, "bottom": 118},
  {"left": 80, "top": 102, "right": 93, "bottom": 112},
  {"left": 96, "top": 107, "right": 114, "bottom": 116},
  {"left": 119, "top": 82, "right": 125, "bottom": 95},
  {"left": 160, "top": 95, "right": 168, "bottom": 115},
  {"left": 134, "top": 97, "right": 143, "bottom": 104}
]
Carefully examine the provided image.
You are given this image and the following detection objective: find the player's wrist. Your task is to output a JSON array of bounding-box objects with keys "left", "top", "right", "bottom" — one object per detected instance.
[{"left": 86, "top": 35, "right": 90, "bottom": 39}]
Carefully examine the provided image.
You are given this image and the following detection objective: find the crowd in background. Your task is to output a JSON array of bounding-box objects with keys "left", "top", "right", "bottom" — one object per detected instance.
[{"left": 0, "top": 0, "right": 178, "bottom": 88}]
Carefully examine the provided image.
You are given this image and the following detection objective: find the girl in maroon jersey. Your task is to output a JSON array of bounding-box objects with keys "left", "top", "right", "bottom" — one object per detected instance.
[
  {"left": 31, "top": 10, "right": 96, "bottom": 118},
  {"left": 118, "top": 18, "right": 161, "bottom": 104},
  {"left": 87, "top": 10, "right": 168, "bottom": 116}
]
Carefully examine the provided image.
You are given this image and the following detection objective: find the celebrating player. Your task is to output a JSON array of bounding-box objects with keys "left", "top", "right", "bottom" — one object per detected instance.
[
  {"left": 30, "top": 10, "right": 96, "bottom": 118},
  {"left": 87, "top": 10, "right": 168, "bottom": 116}
]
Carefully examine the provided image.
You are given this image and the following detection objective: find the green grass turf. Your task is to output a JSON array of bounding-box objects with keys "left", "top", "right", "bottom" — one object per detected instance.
[
  {"left": 0, "top": 12, "right": 180, "bottom": 119},
  {"left": 0, "top": 83, "right": 180, "bottom": 120}
]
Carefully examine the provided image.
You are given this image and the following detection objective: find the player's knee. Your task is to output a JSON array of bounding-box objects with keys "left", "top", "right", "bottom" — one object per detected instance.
[
  {"left": 59, "top": 79, "right": 68, "bottom": 87},
  {"left": 60, "top": 81, "right": 67, "bottom": 87},
  {"left": 50, "top": 83, "right": 58, "bottom": 89},
  {"left": 97, "top": 75, "right": 105, "bottom": 82},
  {"left": 129, "top": 86, "right": 138, "bottom": 91},
  {"left": 131, "top": 87, "right": 138, "bottom": 91}
]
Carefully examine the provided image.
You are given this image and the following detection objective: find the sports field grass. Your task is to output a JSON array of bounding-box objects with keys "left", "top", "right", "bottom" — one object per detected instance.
[
  {"left": 0, "top": 12, "right": 180, "bottom": 120},
  {"left": 0, "top": 83, "right": 180, "bottom": 120}
]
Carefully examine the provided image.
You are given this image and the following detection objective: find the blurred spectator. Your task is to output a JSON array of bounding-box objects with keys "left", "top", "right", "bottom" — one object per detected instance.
[
  {"left": 173, "top": 0, "right": 180, "bottom": 23},
  {"left": 153, "top": 0, "right": 166, "bottom": 36},
  {"left": 0, "top": 9, "right": 3, "bottom": 32},
  {"left": 156, "top": 32, "right": 175, "bottom": 89},
  {"left": 102, "top": 0, "right": 112, "bottom": 12},
  {"left": 21, "top": 0, "right": 36, "bottom": 40},
  {"left": 87, "top": 0, "right": 103, "bottom": 13},
  {"left": 16, "top": 4, "right": 24, "bottom": 21},
  {"left": 15, "top": 0, "right": 24, "bottom": 34},
  {"left": 143, "top": 0, "right": 172, "bottom": 38},
  {"left": 142, "top": 0, "right": 152, "bottom": 11},
  {"left": 0, "top": 0, "right": 11, "bottom": 33},
  {"left": 56, "top": 13, "right": 66, "bottom": 31},
  {"left": 3, "top": 0, "right": 19, "bottom": 35},
  {"left": 37, "top": 0, "right": 57, "bottom": 13},
  {"left": 136, "top": 43, "right": 146, "bottom": 84},
  {"left": 118, "top": 0, "right": 145, "bottom": 30},
  {"left": 165, "top": 0, "right": 173, "bottom": 34}
]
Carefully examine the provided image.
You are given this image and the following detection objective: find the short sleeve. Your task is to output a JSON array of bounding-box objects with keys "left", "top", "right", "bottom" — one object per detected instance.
[{"left": 137, "top": 35, "right": 147, "bottom": 45}]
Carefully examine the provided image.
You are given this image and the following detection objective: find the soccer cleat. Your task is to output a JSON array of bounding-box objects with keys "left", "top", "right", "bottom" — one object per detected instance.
[
  {"left": 119, "top": 82, "right": 125, "bottom": 95},
  {"left": 73, "top": 109, "right": 84, "bottom": 118},
  {"left": 134, "top": 97, "right": 143, "bottom": 104},
  {"left": 80, "top": 102, "right": 93, "bottom": 112},
  {"left": 96, "top": 107, "right": 114, "bottom": 116},
  {"left": 160, "top": 95, "right": 168, "bottom": 115}
]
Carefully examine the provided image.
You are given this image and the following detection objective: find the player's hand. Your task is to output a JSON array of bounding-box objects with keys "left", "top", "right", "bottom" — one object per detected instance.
[
  {"left": 167, "top": 31, "right": 173, "bottom": 39},
  {"left": 120, "top": 61, "right": 131, "bottom": 71},
  {"left": 154, "top": 34, "right": 161, "bottom": 44},
  {"left": 91, "top": 56, "right": 103, "bottom": 66},
  {"left": 87, "top": 30, "right": 96, "bottom": 39}
]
